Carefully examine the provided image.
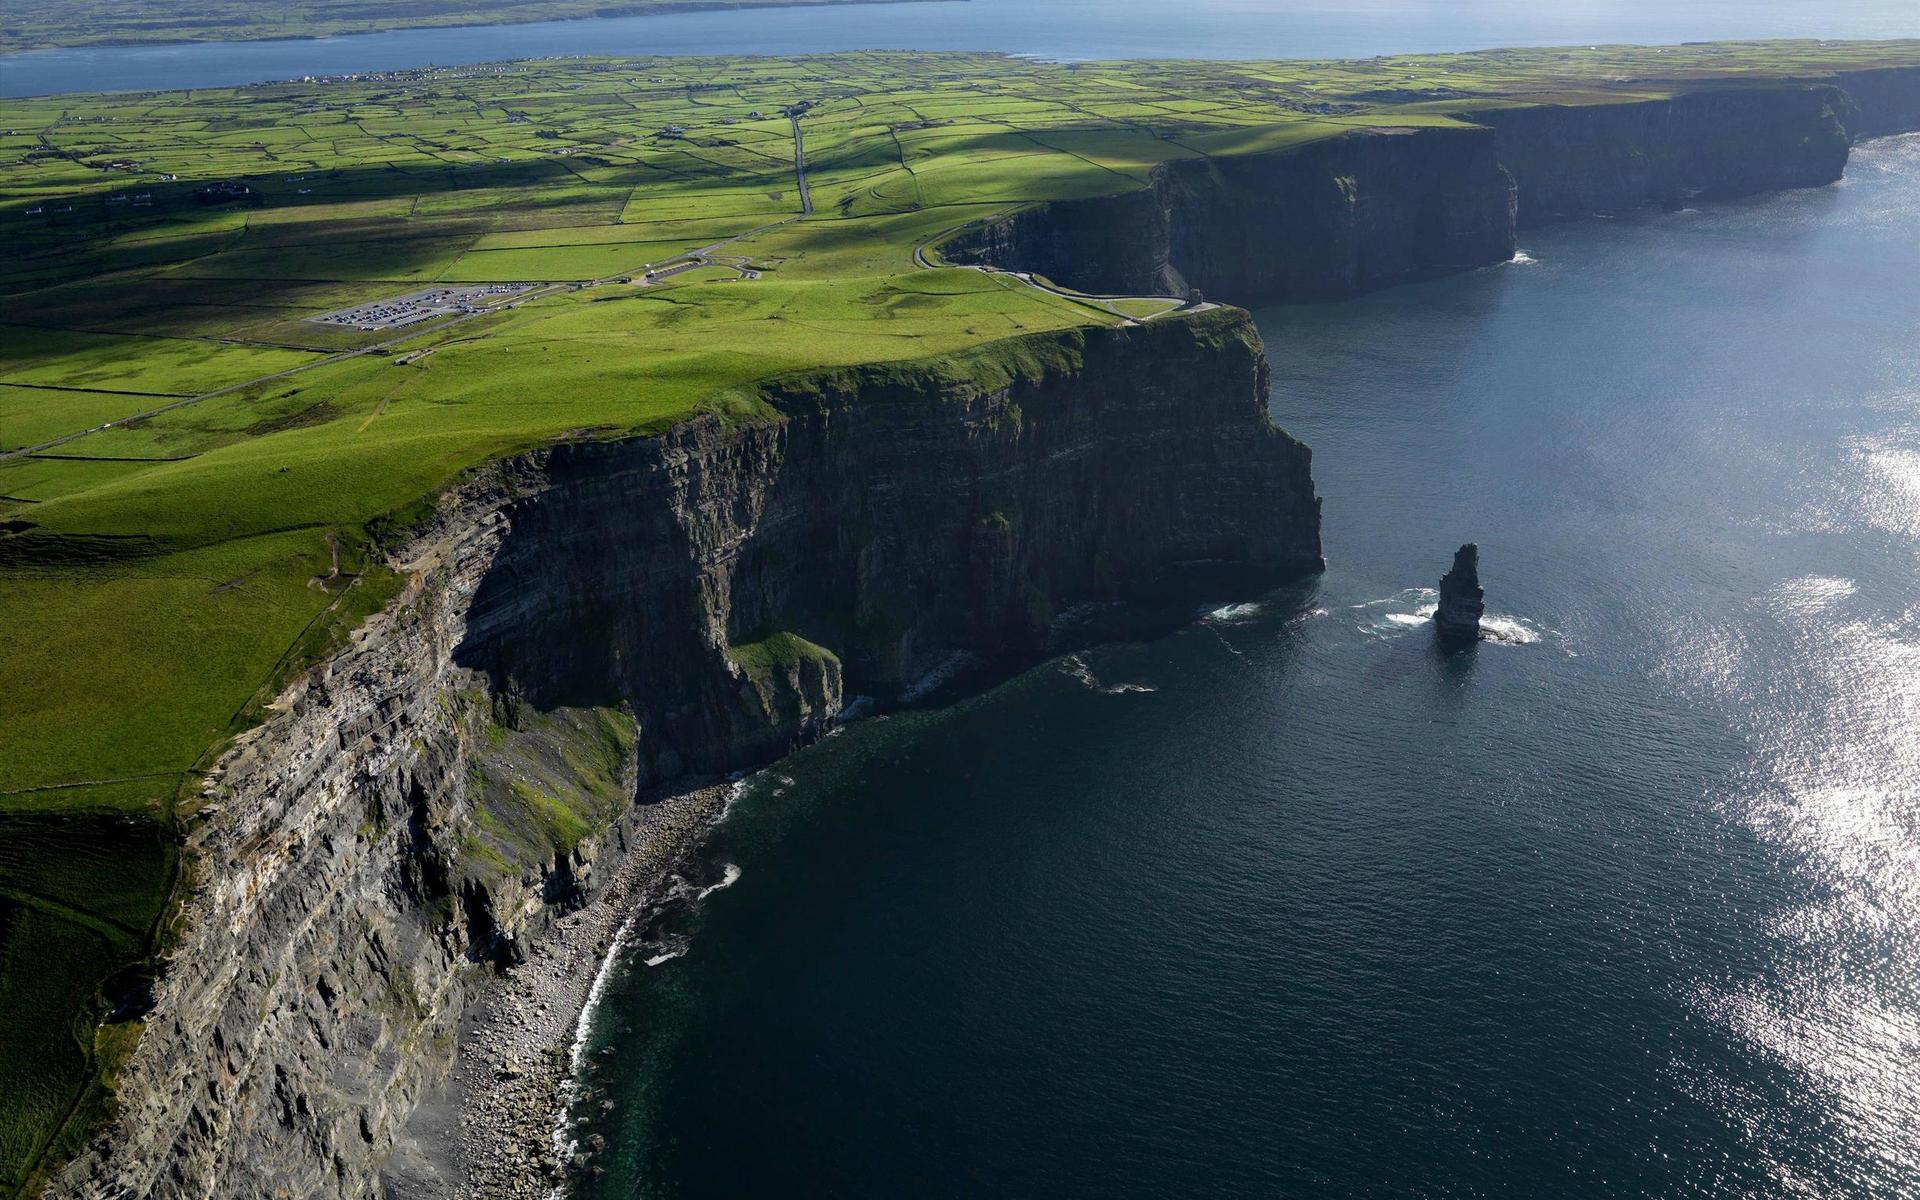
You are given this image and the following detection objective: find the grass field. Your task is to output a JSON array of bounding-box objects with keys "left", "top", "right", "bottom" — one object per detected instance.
[{"left": 3, "top": 40, "right": 1919, "bottom": 1191}]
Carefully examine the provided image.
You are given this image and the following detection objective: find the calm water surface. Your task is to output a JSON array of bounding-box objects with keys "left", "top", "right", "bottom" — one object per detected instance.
[
  {"left": 567, "top": 136, "right": 1920, "bottom": 1198},
  {"left": 4, "top": 0, "right": 1918, "bottom": 96}
]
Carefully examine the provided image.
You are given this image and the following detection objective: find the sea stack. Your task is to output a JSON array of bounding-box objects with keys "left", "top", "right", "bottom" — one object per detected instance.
[{"left": 1435, "top": 543, "right": 1485, "bottom": 645}]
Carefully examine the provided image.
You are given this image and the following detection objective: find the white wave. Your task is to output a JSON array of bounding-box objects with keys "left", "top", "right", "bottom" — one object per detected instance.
[
  {"left": 1355, "top": 588, "right": 1439, "bottom": 638},
  {"left": 1479, "top": 614, "right": 1542, "bottom": 645},
  {"left": 1061, "top": 653, "right": 1157, "bottom": 694},
  {"left": 1355, "top": 587, "right": 1551, "bottom": 648},
  {"left": 695, "top": 862, "right": 742, "bottom": 900},
  {"left": 644, "top": 946, "right": 688, "bottom": 968},
  {"left": 553, "top": 901, "right": 647, "bottom": 1193},
  {"left": 1205, "top": 601, "right": 1262, "bottom": 623},
  {"left": 714, "top": 776, "right": 751, "bottom": 824},
  {"left": 569, "top": 919, "right": 635, "bottom": 1077}
]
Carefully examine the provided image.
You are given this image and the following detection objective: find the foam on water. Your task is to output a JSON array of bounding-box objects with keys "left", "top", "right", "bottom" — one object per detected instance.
[
  {"left": 1353, "top": 587, "right": 1552, "bottom": 648},
  {"left": 1204, "top": 601, "right": 1264, "bottom": 623},
  {"left": 1061, "top": 654, "right": 1157, "bottom": 695},
  {"left": 696, "top": 863, "right": 744, "bottom": 900}
]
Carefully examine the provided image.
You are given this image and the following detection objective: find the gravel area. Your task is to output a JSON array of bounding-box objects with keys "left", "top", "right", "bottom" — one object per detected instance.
[{"left": 390, "top": 781, "right": 734, "bottom": 1199}]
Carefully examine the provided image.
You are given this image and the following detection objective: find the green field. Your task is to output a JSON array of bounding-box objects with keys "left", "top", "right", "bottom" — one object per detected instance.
[{"left": 4, "top": 40, "right": 1920, "bottom": 1192}]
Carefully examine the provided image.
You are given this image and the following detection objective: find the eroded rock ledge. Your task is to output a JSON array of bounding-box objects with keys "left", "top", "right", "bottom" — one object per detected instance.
[{"left": 46, "top": 310, "right": 1320, "bottom": 1200}]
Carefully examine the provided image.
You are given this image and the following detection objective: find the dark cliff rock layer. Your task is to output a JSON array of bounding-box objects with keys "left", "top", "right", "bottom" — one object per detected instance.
[
  {"left": 945, "top": 77, "right": 1920, "bottom": 298},
  {"left": 1827, "top": 65, "right": 1920, "bottom": 139},
  {"left": 46, "top": 309, "right": 1320, "bottom": 1200},
  {"left": 459, "top": 308, "right": 1322, "bottom": 781},
  {"left": 942, "top": 125, "right": 1518, "bottom": 305},
  {"left": 1467, "top": 84, "right": 1858, "bottom": 226},
  {"left": 1434, "top": 543, "right": 1485, "bottom": 645}
]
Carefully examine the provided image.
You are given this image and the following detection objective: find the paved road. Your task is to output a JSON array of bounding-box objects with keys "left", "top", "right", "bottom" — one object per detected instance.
[{"left": 911, "top": 225, "right": 1207, "bottom": 325}]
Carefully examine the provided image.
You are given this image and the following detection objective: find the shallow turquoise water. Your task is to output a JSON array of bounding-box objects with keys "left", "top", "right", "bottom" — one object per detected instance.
[
  {"left": 567, "top": 137, "right": 1920, "bottom": 1199},
  {"left": 5, "top": 0, "right": 1918, "bottom": 97}
]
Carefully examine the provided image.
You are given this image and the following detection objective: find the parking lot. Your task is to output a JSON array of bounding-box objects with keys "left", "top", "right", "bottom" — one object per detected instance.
[{"left": 310, "top": 284, "right": 535, "bottom": 330}]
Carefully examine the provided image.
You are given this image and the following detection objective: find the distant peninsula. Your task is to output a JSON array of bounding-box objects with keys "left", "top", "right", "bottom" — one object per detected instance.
[{"left": 0, "top": 0, "right": 946, "bottom": 55}]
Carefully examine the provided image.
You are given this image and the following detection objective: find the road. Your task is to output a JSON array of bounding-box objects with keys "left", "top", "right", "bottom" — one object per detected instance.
[{"left": 911, "top": 223, "right": 1207, "bottom": 325}]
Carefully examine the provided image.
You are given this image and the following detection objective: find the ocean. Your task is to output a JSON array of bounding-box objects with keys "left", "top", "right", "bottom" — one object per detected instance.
[{"left": 566, "top": 135, "right": 1920, "bottom": 1199}]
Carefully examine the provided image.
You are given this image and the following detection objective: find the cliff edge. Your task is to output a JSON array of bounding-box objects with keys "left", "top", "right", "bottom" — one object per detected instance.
[{"left": 44, "top": 309, "right": 1320, "bottom": 1200}]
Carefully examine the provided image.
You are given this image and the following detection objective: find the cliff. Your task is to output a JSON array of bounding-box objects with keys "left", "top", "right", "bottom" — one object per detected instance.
[
  {"left": 943, "top": 77, "right": 1920, "bottom": 295},
  {"left": 44, "top": 309, "right": 1321, "bottom": 1200},
  {"left": 1827, "top": 64, "right": 1920, "bottom": 139},
  {"left": 941, "top": 125, "right": 1517, "bottom": 305},
  {"left": 1467, "top": 84, "right": 1858, "bottom": 226}
]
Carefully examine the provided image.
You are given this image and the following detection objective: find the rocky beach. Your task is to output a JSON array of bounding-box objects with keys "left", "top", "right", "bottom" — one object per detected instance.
[{"left": 386, "top": 781, "right": 736, "bottom": 1199}]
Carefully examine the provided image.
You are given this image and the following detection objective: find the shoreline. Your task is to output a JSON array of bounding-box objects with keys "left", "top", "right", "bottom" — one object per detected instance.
[
  {"left": 0, "top": 0, "right": 955, "bottom": 59},
  {"left": 386, "top": 779, "right": 739, "bottom": 1199}
]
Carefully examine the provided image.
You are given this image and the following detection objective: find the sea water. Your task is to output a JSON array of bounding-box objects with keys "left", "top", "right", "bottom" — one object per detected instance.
[
  {"left": 566, "top": 136, "right": 1920, "bottom": 1198},
  {"left": 4, "top": 0, "right": 1918, "bottom": 97}
]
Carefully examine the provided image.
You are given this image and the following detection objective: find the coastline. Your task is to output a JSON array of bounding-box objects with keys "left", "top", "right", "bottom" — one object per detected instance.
[
  {"left": 0, "top": 0, "right": 954, "bottom": 57},
  {"left": 385, "top": 779, "right": 738, "bottom": 1200}
]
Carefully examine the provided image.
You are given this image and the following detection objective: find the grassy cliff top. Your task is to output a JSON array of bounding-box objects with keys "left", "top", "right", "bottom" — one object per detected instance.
[{"left": 3, "top": 40, "right": 1920, "bottom": 1193}]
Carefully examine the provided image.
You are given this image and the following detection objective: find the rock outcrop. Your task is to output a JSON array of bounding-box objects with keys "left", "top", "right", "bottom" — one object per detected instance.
[
  {"left": 1434, "top": 544, "right": 1485, "bottom": 645},
  {"left": 45, "top": 308, "right": 1321, "bottom": 1200},
  {"left": 941, "top": 125, "right": 1517, "bottom": 304}
]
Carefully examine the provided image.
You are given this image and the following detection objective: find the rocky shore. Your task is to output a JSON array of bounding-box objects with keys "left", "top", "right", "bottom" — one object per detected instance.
[{"left": 387, "top": 781, "right": 736, "bottom": 1199}]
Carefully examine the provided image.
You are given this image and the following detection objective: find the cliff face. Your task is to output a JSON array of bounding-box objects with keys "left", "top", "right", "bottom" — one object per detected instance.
[
  {"left": 942, "top": 126, "right": 1517, "bottom": 304},
  {"left": 1828, "top": 65, "right": 1920, "bottom": 139},
  {"left": 46, "top": 310, "right": 1320, "bottom": 1200},
  {"left": 946, "top": 79, "right": 1920, "bottom": 294},
  {"left": 1470, "top": 84, "right": 1858, "bottom": 226}
]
